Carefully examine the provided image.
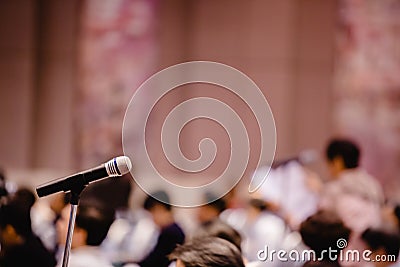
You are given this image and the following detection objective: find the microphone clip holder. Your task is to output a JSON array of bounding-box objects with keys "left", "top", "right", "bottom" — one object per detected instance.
[{"left": 61, "top": 184, "right": 86, "bottom": 267}]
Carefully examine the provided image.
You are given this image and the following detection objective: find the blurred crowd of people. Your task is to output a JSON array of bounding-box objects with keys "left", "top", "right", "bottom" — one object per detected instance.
[{"left": 0, "top": 138, "right": 400, "bottom": 267}]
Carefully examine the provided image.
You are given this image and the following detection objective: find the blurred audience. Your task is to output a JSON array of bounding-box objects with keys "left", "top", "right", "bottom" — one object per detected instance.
[
  {"left": 2, "top": 137, "right": 400, "bottom": 267},
  {"left": 0, "top": 195, "right": 56, "bottom": 267}
]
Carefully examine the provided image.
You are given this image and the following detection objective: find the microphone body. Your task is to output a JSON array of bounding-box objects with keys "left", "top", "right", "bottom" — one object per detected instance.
[{"left": 36, "top": 156, "right": 132, "bottom": 198}]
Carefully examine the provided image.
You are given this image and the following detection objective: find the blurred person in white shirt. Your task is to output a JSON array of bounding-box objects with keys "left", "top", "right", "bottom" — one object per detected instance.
[
  {"left": 221, "top": 198, "right": 289, "bottom": 266},
  {"left": 319, "top": 139, "right": 385, "bottom": 267},
  {"left": 319, "top": 138, "right": 384, "bottom": 234},
  {"left": 255, "top": 156, "right": 321, "bottom": 230}
]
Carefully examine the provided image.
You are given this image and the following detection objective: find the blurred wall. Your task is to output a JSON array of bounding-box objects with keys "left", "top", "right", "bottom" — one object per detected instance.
[
  {"left": 334, "top": 0, "right": 400, "bottom": 200},
  {"left": 0, "top": 0, "right": 78, "bottom": 170},
  {"left": 77, "top": 0, "right": 159, "bottom": 168},
  {"left": 158, "top": 0, "right": 337, "bottom": 162},
  {"left": 0, "top": 0, "right": 337, "bottom": 176},
  {"left": 0, "top": 0, "right": 36, "bottom": 169}
]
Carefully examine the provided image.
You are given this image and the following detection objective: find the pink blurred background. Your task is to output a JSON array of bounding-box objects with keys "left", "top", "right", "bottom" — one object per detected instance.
[{"left": 0, "top": 0, "right": 399, "bottom": 201}]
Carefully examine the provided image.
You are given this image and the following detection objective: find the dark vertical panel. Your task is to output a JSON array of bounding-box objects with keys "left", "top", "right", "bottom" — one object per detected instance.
[{"left": 0, "top": 0, "right": 37, "bottom": 168}]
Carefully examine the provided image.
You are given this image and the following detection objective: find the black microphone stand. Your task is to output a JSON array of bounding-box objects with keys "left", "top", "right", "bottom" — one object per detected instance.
[
  {"left": 61, "top": 184, "right": 86, "bottom": 267},
  {"left": 35, "top": 156, "right": 131, "bottom": 266}
]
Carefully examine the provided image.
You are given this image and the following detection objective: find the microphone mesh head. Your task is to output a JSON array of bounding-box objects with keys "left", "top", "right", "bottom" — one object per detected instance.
[{"left": 106, "top": 156, "right": 132, "bottom": 176}]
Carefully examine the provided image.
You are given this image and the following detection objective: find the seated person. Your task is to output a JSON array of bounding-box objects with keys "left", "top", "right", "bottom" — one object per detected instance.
[
  {"left": 300, "top": 210, "right": 351, "bottom": 267},
  {"left": 220, "top": 198, "right": 288, "bottom": 263},
  {"left": 101, "top": 206, "right": 157, "bottom": 264},
  {"left": 196, "top": 192, "right": 227, "bottom": 225},
  {"left": 361, "top": 228, "right": 400, "bottom": 267},
  {"left": 0, "top": 198, "right": 56, "bottom": 267},
  {"left": 56, "top": 198, "right": 115, "bottom": 267},
  {"left": 395, "top": 205, "right": 400, "bottom": 230},
  {"left": 135, "top": 190, "right": 185, "bottom": 267},
  {"left": 0, "top": 169, "right": 8, "bottom": 199},
  {"left": 169, "top": 236, "right": 245, "bottom": 267},
  {"left": 320, "top": 139, "right": 384, "bottom": 234},
  {"left": 31, "top": 192, "right": 70, "bottom": 253},
  {"left": 11, "top": 188, "right": 36, "bottom": 210},
  {"left": 196, "top": 219, "right": 242, "bottom": 251}
]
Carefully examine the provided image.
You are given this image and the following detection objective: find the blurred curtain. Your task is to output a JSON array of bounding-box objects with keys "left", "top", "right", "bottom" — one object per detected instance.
[
  {"left": 334, "top": 0, "right": 400, "bottom": 201},
  {"left": 77, "top": 0, "right": 159, "bottom": 168}
]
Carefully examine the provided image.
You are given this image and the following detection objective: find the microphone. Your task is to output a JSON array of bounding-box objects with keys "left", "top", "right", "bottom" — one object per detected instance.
[{"left": 36, "top": 156, "right": 132, "bottom": 198}]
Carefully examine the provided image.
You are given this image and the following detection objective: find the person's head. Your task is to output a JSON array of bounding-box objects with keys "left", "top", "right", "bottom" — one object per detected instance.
[
  {"left": 12, "top": 188, "right": 36, "bottom": 210},
  {"left": 49, "top": 192, "right": 70, "bottom": 218},
  {"left": 143, "top": 190, "right": 173, "bottom": 228},
  {"left": 326, "top": 139, "right": 360, "bottom": 177},
  {"left": 300, "top": 210, "right": 351, "bottom": 261},
  {"left": 169, "top": 237, "right": 245, "bottom": 267},
  {"left": 0, "top": 169, "right": 7, "bottom": 198},
  {"left": 248, "top": 198, "right": 268, "bottom": 212},
  {"left": 57, "top": 199, "right": 114, "bottom": 249},
  {"left": 246, "top": 198, "right": 277, "bottom": 221},
  {"left": 0, "top": 199, "right": 32, "bottom": 249},
  {"left": 394, "top": 205, "right": 400, "bottom": 230},
  {"left": 381, "top": 204, "right": 400, "bottom": 233},
  {"left": 196, "top": 219, "right": 242, "bottom": 251},
  {"left": 361, "top": 228, "right": 400, "bottom": 267},
  {"left": 197, "top": 192, "right": 226, "bottom": 224},
  {"left": 82, "top": 174, "right": 132, "bottom": 210}
]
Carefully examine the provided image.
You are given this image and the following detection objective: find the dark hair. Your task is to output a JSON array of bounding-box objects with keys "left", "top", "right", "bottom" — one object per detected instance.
[
  {"left": 361, "top": 228, "right": 400, "bottom": 261},
  {"left": 13, "top": 188, "right": 36, "bottom": 210},
  {"left": 81, "top": 174, "right": 132, "bottom": 210},
  {"left": 0, "top": 169, "right": 8, "bottom": 198},
  {"left": 394, "top": 205, "right": 400, "bottom": 227},
  {"left": 249, "top": 198, "right": 268, "bottom": 212},
  {"left": 75, "top": 199, "right": 115, "bottom": 246},
  {"left": 0, "top": 199, "right": 32, "bottom": 237},
  {"left": 204, "top": 192, "right": 226, "bottom": 213},
  {"left": 326, "top": 139, "right": 360, "bottom": 169},
  {"left": 300, "top": 210, "right": 351, "bottom": 260},
  {"left": 169, "top": 237, "right": 245, "bottom": 267},
  {"left": 143, "top": 190, "right": 171, "bottom": 211},
  {"left": 197, "top": 219, "right": 242, "bottom": 251}
]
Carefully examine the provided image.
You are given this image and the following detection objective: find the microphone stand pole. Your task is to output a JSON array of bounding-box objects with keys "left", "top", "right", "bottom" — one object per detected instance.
[{"left": 61, "top": 185, "right": 85, "bottom": 267}]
